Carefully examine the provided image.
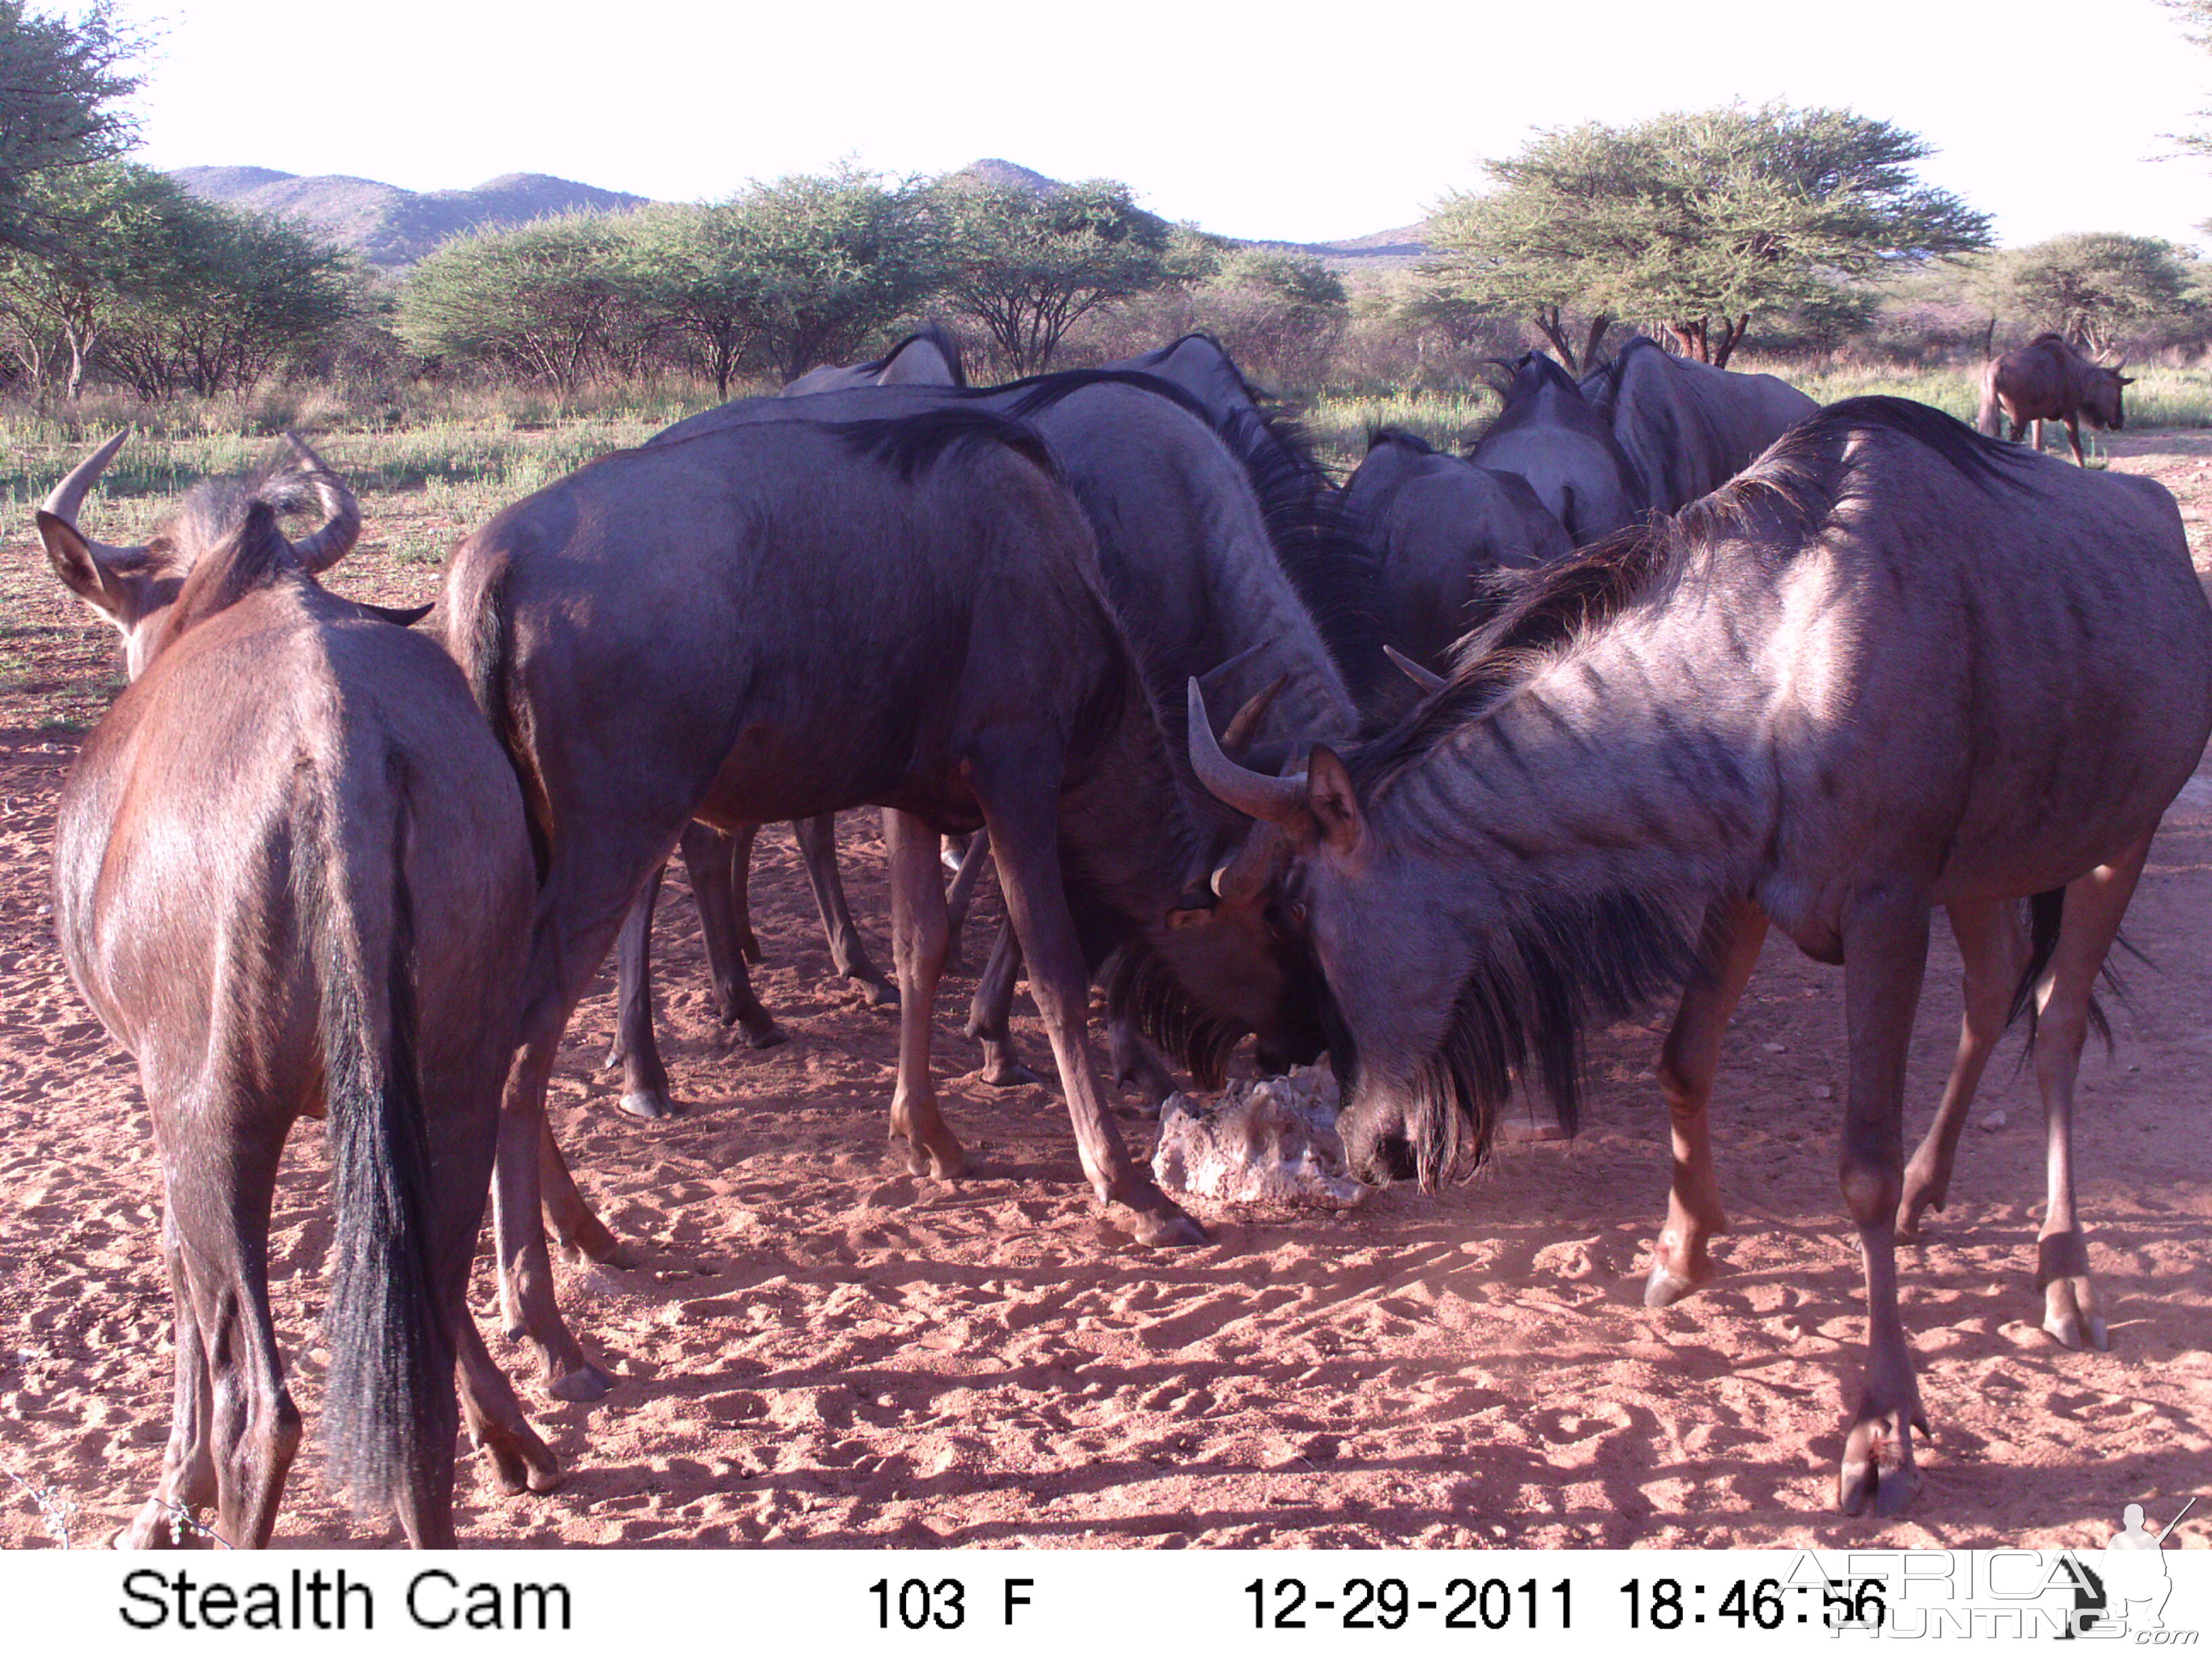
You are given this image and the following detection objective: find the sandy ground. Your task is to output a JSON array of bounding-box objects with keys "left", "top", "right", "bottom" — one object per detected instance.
[{"left": 1, "top": 432, "right": 2207, "bottom": 1551}]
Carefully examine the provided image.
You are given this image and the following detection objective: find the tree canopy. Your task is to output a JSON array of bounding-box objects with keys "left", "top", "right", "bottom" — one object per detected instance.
[
  {"left": 1426, "top": 103, "right": 1990, "bottom": 367},
  {"left": 1984, "top": 233, "right": 2198, "bottom": 354},
  {"left": 0, "top": 0, "right": 144, "bottom": 252},
  {"left": 936, "top": 178, "right": 1170, "bottom": 372}
]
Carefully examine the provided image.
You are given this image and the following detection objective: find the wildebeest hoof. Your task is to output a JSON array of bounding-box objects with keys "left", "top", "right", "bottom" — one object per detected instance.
[
  {"left": 737, "top": 1019, "right": 787, "bottom": 1050},
  {"left": 852, "top": 972, "right": 899, "bottom": 1008},
  {"left": 978, "top": 1060, "right": 1044, "bottom": 1089},
  {"left": 1838, "top": 1383, "right": 1929, "bottom": 1516},
  {"left": 1128, "top": 1204, "right": 1208, "bottom": 1248},
  {"left": 901, "top": 1134, "right": 968, "bottom": 1181},
  {"left": 546, "top": 1360, "right": 613, "bottom": 1404},
  {"left": 1643, "top": 1261, "right": 1701, "bottom": 1308},
  {"left": 1839, "top": 1454, "right": 1922, "bottom": 1518},
  {"left": 617, "top": 1088, "right": 678, "bottom": 1121},
  {"left": 2042, "top": 1278, "right": 2108, "bottom": 1351},
  {"left": 482, "top": 1441, "right": 565, "bottom": 1496}
]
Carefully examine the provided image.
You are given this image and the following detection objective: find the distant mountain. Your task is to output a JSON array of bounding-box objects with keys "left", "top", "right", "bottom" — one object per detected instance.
[
  {"left": 168, "top": 158, "right": 1426, "bottom": 274},
  {"left": 168, "top": 167, "right": 652, "bottom": 268},
  {"left": 947, "top": 157, "right": 1063, "bottom": 194}
]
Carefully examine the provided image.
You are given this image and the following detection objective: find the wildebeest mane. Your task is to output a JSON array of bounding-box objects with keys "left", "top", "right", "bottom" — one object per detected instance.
[
  {"left": 1000, "top": 367, "right": 1388, "bottom": 705},
  {"left": 1467, "top": 351, "right": 1589, "bottom": 446},
  {"left": 1103, "top": 945, "right": 1247, "bottom": 1090},
  {"left": 859, "top": 321, "right": 968, "bottom": 387},
  {"left": 1366, "top": 425, "right": 1434, "bottom": 455},
  {"left": 1353, "top": 396, "right": 2032, "bottom": 792},
  {"left": 1369, "top": 886, "right": 1702, "bottom": 1190},
  {"left": 834, "top": 406, "right": 1060, "bottom": 484}
]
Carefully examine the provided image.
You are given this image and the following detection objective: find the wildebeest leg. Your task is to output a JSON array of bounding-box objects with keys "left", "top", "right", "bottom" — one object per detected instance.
[
  {"left": 455, "top": 1318, "right": 562, "bottom": 1496},
  {"left": 495, "top": 827, "right": 684, "bottom": 1401},
  {"left": 1645, "top": 897, "right": 1767, "bottom": 1307},
  {"left": 1898, "top": 899, "right": 2029, "bottom": 1235},
  {"left": 964, "top": 920, "right": 1043, "bottom": 1087},
  {"left": 2030, "top": 417, "right": 2046, "bottom": 453},
  {"left": 2064, "top": 413, "right": 2088, "bottom": 466},
  {"left": 686, "top": 823, "right": 783, "bottom": 1046},
  {"left": 605, "top": 865, "right": 677, "bottom": 1121},
  {"left": 792, "top": 812, "right": 897, "bottom": 1006},
  {"left": 2032, "top": 833, "right": 2150, "bottom": 1350},
  {"left": 943, "top": 825, "right": 994, "bottom": 966},
  {"left": 884, "top": 807, "right": 966, "bottom": 1177},
  {"left": 978, "top": 779, "right": 1204, "bottom": 1246},
  {"left": 1835, "top": 887, "right": 1933, "bottom": 1517},
  {"left": 169, "top": 1120, "right": 301, "bottom": 1548},
  {"left": 119, "top": 1208, "right": 220, "bottom": 1548}
]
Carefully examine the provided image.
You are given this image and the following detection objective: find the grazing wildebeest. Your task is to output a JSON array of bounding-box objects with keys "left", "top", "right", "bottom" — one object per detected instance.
[
  {"left": 1580, "top": 333, "right": 1819, "bottom": 512},
  {"left": 1185, "top": 398, "right": 2210, "bottom": 1514},
  {"left": 1977, "top": 332, "right": 2133, "bottom": 466},
  {"left": 39, "top": 436, "right": 556, "bottom": 1547},
  {"left": 445, "top": 408, "right": 1332, "bottom": 1398},
  {"left": 1342, "top": 427, "right": 1572, "bottom": 689},
  {"left": 632, "top": 367, "right": 1372, "bottom": 1105},
  {"left": 1465, "top": 351, "right": 1647, "bottom": 544},
  {"left": 600, "top": 332, "right": 977, "bottom": 1117}
]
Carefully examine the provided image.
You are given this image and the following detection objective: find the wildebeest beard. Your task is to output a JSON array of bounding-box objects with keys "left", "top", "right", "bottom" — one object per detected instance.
[{"left": 1338, "top": 886, "right": 1701, "bottom": 1192}]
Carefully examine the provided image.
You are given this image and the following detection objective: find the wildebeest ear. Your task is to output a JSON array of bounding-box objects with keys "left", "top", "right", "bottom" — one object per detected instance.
[
  {"left": 2118, "top": 375, "right": 2136, "bottom": 386},
  {"left": 37, "top": 510, "right": 131, "bottom": 619},
  {"left": 1305, "top": 745, "right": 1363, "bottom": 853}
]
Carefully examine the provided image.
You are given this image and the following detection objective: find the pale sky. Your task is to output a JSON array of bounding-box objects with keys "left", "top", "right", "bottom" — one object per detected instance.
[{"left": 103, "top": 0, "right": 2211, "bottom": 251}]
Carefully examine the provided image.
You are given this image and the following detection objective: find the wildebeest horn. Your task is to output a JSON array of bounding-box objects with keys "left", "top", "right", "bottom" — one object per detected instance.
[
  {"left": 1187, "top": 678, "right": 1307, "bottom": 826},
  {"left": 41, "top": 431, "right": 132, "bottom": 549},
  {"left": 1193, "top": 640, "right": 1271, "bottom": 704},
  {"left": 1220, "top": 674, "right": 1289, "bottom": 755},
  {"left": 1384, "top": 644, "right": 1448, "bottom": 694},
  {"left": 281, "top": 432, "right": 361, "bottom": 573}
]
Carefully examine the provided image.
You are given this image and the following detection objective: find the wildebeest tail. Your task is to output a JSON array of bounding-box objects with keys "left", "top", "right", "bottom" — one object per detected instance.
[
  {"left": 2006, "top": 889, "right": 2127, "bottom": 1052},
  {"left": 307, "top": 749, "right": 455, "bottom": 1517},
  {"left": 449, "top": 548, "right": 551, "bottom": 880}
]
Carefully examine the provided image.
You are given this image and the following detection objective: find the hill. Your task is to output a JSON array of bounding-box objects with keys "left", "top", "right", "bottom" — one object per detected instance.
[
  {"left": 169, "top": 167, "right": 652, "bottom": 268},
  {"left": 167, "top": 159, "right": 1425, "bottom": 273}
]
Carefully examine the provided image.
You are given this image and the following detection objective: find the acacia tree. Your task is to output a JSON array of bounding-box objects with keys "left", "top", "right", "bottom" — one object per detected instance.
[
  {"left": 937, "top": 178, "right": 1170, "bottom": 373},
  {"left": 698, "top": 170, "right": 943, "bottom": 384},
  {"left": 0, "top": 0, "right": 144, "bottom": 253},
  {"left": 0, "top": 159, "right": 173, "bottom": 394},
  {"left": 1988, "top": 234, "right": 2196, "bottom": 353},
  {"left": 1428, "top": 104, "right": 1990, "bottom": 367},
  {"left": 398, "top": 214, "right": 651, "bottom": 391}
]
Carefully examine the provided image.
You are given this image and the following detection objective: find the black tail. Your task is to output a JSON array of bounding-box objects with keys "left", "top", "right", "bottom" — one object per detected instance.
[
  {"left": 2006, "top": 889, "right": 2127, "bottom": 1053},
  {"left": 313, "top": 753, "right": 455, "bottom": 1515}
]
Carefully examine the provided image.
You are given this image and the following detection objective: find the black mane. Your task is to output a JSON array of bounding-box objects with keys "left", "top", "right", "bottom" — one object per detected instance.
[
  {"left": 834, "top": 406, "right": 1059, "bottom": 484},
  {"left": 1352, "top": 396, "right": 2032, "bottom": 793}
]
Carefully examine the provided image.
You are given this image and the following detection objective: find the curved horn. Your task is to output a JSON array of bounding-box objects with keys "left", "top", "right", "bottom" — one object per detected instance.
[
  {"left": 1193, "top": 640, "right": 1271, "bottom": 704},
  {"left": 1384, "top": 644, "right": 1448, "bottom": 695},
  {"left": 281, "top": 432, "right": 361, "bottom": 573},
  {"left": 1220, "top": 674, "right": 1289, "bottom": 756},
  {"left": 41, "top": 430, "right": 129, "bottom": 527},
  {"left": 1187, "top": 678, "right": 1307, "bottom": 826}
]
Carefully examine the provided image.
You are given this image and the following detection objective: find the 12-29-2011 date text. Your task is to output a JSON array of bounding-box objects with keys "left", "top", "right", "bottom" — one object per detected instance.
[{"left": 1246, "top": 1575, "right": 1571, "bottom": 1631}]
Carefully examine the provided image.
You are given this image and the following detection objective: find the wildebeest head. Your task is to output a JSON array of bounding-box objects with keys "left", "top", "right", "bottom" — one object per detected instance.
[
  {"left": 37, "top": 432, "right": 363, "bottom": 680},
  {"left": 2084, "top": 358, "right": 2133, "bottom": 431}
]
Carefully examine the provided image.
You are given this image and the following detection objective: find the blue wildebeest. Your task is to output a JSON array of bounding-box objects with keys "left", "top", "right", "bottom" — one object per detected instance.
[
  {"left": 443, "top": 408, "right": 1334, "bottom": 1399},
  {"left": 1976, "top": 332, "right": 2133, "bottom": 467},
  {"left": 1342, "top": 426, "right": 1572, "bottom": 698},
  {"left": 1580, "top": 333, "right": 1819, "bottom": 513},
  {"left": 613, "top": 364, "right": 1374, "bottom": 1110},
  {"left": 39, "top": 436, "right": 556, "bottom": 1547},
  {"left": 1185, "top": 398, "right": 2211, "bottom": 1514},
  {"left": 599, "top": 334, "right": 981, "bottom": 1117},
  {"left": 1465, "top": 351, "right": 1648, "bottom": 544}
]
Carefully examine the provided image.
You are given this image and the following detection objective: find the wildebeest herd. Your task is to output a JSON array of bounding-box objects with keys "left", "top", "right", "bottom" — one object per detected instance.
[{"left": 32, "top": 324, "right": 2202, "bottom": 1544}]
